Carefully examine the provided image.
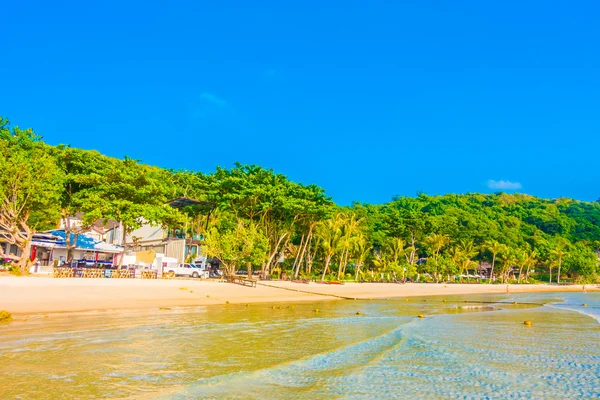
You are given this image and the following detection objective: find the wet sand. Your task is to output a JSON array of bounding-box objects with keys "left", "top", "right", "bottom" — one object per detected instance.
[{"left": 0, "top": 276, "right": 595, "bottom": 315}]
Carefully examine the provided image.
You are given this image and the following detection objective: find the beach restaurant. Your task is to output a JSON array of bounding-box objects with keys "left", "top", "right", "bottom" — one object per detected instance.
[{"left": 30, "top": 229, "right": 123, "bottom": 267}]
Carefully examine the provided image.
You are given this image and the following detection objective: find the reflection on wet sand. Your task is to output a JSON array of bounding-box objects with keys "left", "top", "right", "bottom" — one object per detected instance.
[{"left": 0, "top": 293, "right": 598, "bottom": 399}]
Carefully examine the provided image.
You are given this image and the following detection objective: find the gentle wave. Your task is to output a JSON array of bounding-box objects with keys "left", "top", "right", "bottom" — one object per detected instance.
[
  {"left": 163, "top": 317, "right": 413, "bottom": 399},
  {"left": 2, "top": 294, "right": 600, "bottom": 399},
  {"left": 546, "top": 303, "right": 600, "bottom": 324}
]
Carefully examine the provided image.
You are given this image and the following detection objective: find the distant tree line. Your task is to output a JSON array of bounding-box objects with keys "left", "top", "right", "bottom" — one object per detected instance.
[{"left": 1, "top": 117, "right": 599, "bottom": 283}]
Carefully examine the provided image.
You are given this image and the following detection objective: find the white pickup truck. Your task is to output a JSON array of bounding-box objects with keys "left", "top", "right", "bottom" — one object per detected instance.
[{"left": 163, "top": 263, "right": 207, "bottom": 278}]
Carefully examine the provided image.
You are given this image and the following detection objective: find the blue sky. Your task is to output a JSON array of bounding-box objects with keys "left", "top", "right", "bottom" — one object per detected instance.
[{"left": 2, "top": 1, "right": 599, "bottom": 205}]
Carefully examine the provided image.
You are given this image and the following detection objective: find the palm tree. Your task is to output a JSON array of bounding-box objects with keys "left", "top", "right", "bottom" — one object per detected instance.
[
  {"left": 550, "top": 248, "right": 568, "bottom": 284},
  {"left": 498, "top": 250, "right": 517, "bottom": 283},
  {"left": 448, "top": 246, "right": 463, "bottom": 281},
  {"left": 425, "top": 233, "right": 450, "bottom": 261},
  {"left": 316, "top": 215, "right": 344, "bottom": 281},
  {"left": 388, "top": 237, "right": 407, "bottom": 265},
  {"left": 516, "top": 248, "right": 527, "bottom": 284},
  {"left": 424, "top": 233, "right": 450, "bottom": 283},
  {"left": 457, "top": 240, "right": 477, "bottom": 278},
  {"left": 516, "top": 248, "right": 538, "bottom": 283},
  {"left": 371, "top": 250, "right": 386, "bottom": 281},
  {"left": 353, "top": 234, "right": 371, "bottom": 281},
  {"left": 484, "top": 240, "right": 506, "bottom": 284},
  {"left": 336, "top": 213, "right": 364, "bottom": 279},
  {"left": 524, "top": 250, "right": 538, "bottom": 282},
  {"left": 458, "top": 258, "right": 477, "bottom": 280}
]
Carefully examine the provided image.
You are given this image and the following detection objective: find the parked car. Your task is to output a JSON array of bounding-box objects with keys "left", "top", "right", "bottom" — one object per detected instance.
[{"left": 163, "top": 263, "right": 208, "bottom": 278}]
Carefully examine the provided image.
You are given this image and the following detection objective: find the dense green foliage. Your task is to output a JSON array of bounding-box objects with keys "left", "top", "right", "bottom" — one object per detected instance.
[
  {"left": 1, "top": 117, "right": 599, "bottom": 282},
  {"left": 0, "top": 118, "right": 63, "bottom": 271}
]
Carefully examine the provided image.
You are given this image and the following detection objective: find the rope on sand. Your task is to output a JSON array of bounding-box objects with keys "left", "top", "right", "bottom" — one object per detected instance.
[
  {"left": 256, "top": 283, "right": 594, "bottom": 307},
  {"left": 257, "top": 282, "right": 356, "bottom": 300}
]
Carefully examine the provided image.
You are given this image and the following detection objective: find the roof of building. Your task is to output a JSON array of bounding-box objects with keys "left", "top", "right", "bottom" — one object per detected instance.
[
  {"left": 33, "top": 230, "right": 123, "bottom": 253},
  {"left": 166, "top": 197, "right": 215, "bottom": 209},
  {"left": 69, "top": 212, "right": 120, "bottom": 232}
]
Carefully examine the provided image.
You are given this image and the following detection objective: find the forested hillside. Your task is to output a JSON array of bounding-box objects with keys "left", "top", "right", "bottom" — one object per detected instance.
[{"left": 1, "top": 118, "right": 599, "bottom": 282}]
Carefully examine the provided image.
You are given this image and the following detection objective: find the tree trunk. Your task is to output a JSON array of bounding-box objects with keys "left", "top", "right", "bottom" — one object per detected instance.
[
  {"left": 247, "top": 262, "right": 252, "bottom": 279},
  {"left": 409, "top": 232, "right": 417, "bottom": 266},
  {"left": 18, "top": 234, "right": 33, "bottom": 274},
  {"left": 518, "top": 264, "right": 525, "bottom": 284},
  {"left": 341, "top": 247, "right": 350, "bottom": 278},
  {"left": 67, "top": 232, "right": 81, "bottom": 264},
  {"left": 14, "top": 220, "right": 34, "bottom": 274},
  {"left": 63, "top": 214, "right": 73, "bottom": 263},
  {"left": 62, "top": 213, "right": 81, "bottom": 264},
  {"left": 294, "top": 230, "right": 312, "bottom": 279},
  {"left": 557, "top": 260, "right": 561, "bottom": 284},
  {"left": 337, "top": 249, "right": 347, "bottom": 281},
  {"left": 260, "top": 261, "right": 267, "bottom": 279},
  {"left": 321, "top": 255, "right": 332, "bottom": 281},
  {"left": 118, "top": 222, "right": 127, "bottom": 269},
  {"left": 549, "top": 266, "right": 553, "bottom": 284},
  {"left": 306, "top": 242, "right": 314, "bottom": 274},
  {"left": 488, "top": 254, "right": 496, "bottom": 284},
  {"left": 265, "top": 233, "right": 288, "bottom": 275},
  {"left": 291, "top": 234, "right": 305, "bottom": 278}
]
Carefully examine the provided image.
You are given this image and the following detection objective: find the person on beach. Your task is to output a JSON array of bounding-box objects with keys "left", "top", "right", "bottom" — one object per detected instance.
[{"left": 506, "top": 285, "right": 510, "bottom": 293}]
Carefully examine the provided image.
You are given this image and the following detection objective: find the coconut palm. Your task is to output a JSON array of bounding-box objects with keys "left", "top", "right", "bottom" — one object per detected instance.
[
  {"left": 497, "top": 250, "right": 517, "bottom": 283},
  {"left": 457, "top": 240, "right": 477, "bottom": 277},
  {"left": 448, "top": 246, "right": 463, "bottom": 279},
  {"left": 516, "top": 248, "right": 538, "bottom": 283},
  {"left": 371, "top": 250, "right": 386, "bottom": 281},
  {"left": 458, "top": 258, "right": 478, "bottom": 280},
  {"left": 484, "top": 240, "right": 506, "bottom": 284},
  {"left": 550, "top": 248, "right": 568, "bottom": 284},
  {"left": 524, "top": 250, "right": 538, "bottom": 282},
  {"left": 353, "top": 234, "right": 371, "bottom": 281},
  {"left": 387, "top": 237, "right": 407, "bottom": 264},
  {"left": 423, "top": 233, "right": 450, "bottom": 282},
  {"left": 424, "top": 233, "right": 450, "bottom": 261},
  {"left": 336, "top": 213, "right": 364, "bottom": 279},
  {"left": 316, "top": 214, "right": 344, "bottom": 281}
]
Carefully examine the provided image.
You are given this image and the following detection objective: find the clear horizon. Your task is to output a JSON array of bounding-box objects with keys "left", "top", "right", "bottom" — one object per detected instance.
[{"left": 2, "top": 1, "right": 599, "bottom": 205}]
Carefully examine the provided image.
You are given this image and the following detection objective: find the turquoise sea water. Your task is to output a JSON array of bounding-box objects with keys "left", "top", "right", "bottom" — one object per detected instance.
[{"left": 1, "top": 292, "right": 599, "bottom": 399}]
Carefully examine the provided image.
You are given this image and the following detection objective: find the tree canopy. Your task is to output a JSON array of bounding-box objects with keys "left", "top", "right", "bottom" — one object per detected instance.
[{"left": 1, "top": 117, "right": 599, "bottom": 282}]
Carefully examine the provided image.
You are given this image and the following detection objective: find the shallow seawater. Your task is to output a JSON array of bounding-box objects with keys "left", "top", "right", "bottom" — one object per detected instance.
[{"left": 1, "top": 292, "right": 599, "bottom": 399}]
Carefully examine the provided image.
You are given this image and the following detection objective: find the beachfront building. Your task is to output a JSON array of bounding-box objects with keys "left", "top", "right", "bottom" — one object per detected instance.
[
  {"left": 1, "top": 230, "right": 123, "bottom": 272},
  {"left": 59, "top": 210, "right": 198, "bottom": 265},
  {"left": 32, "top": 230, "right": 123, "bottom": 267},
  {"left": 123, "top": 223, "right": 205, "bottom": 264},
  {"left": 104, "top": 197, "right": 215, "bottom": 265},
  {"left": 59, "top": 212, "right": 121, "bottom": 244}
]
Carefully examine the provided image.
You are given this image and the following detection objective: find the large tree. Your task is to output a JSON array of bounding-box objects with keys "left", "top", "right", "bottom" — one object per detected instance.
[
  {"left": 80, "top": 157, "right": 182, "bottom": 267},
  {"left": 204, "top": 163, "right": 333, "bottom": 278},
  {"left": 0, "top": 118, "right": 63, "bottom": 272},
  {"left": 202, "top": 219, "right": 268, "bottom": 277},
  {"left": 53, "top": 146, "right": 109, "bottom": 263}
]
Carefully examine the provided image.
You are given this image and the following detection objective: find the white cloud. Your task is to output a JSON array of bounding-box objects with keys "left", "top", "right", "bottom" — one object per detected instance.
[
  {"left": 487, "top": 180, "right": 522, "bottom": 190},
  {"left": 199, "top": 92, "right": 227, "bottom": 107}
]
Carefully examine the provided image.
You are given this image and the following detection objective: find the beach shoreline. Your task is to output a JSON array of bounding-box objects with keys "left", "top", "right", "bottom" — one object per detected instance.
[{"left": 0, "top": 276, "right": 596, "bottom": 316}]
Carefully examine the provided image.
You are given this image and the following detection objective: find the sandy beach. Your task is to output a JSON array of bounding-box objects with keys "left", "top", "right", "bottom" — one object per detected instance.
[{"left": 0, "top": 276, "right": 596, "bottom": 315}]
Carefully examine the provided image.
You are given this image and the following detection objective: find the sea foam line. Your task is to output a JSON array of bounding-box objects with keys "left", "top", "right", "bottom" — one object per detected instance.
[
  {"left": 545, "top": 303, "right": 600, "bottom": 324},
  {"left": 156, "top": 317, "right": 411, "bottom": 399}
]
